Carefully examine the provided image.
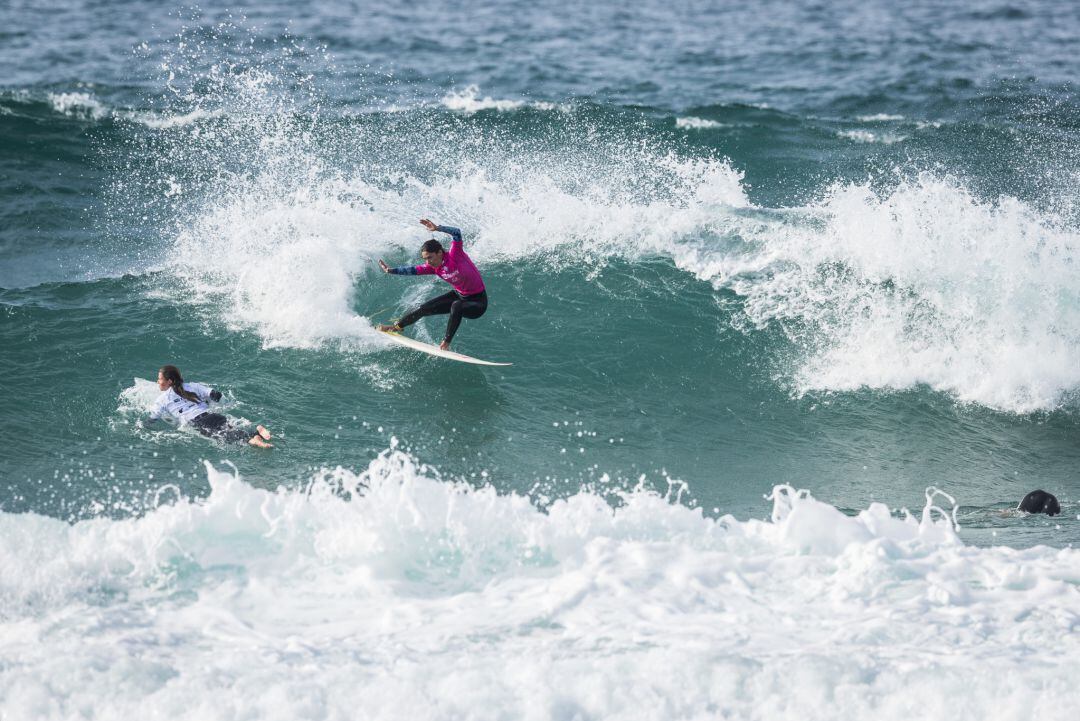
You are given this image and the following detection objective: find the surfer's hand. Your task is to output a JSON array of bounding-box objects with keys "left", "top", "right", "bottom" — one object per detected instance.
[
  {"left": 379, "top": 259, "right": 390, "bottom": 273},
  {"left": 420, "top": 218, "right": 437, "bottom": 231},
  {"left": 439, "top": 340, "right": 451, "bottom": 351}
]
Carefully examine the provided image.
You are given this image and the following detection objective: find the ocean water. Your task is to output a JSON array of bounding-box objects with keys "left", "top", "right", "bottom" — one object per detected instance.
[{"left": 2, "top": 0, "right": 1079, "bottom": 718}]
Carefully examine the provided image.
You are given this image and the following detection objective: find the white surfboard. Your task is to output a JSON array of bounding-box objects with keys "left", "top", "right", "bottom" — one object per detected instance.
[{"left": 378, "top": 329, "right": 513, "bottom": 366}]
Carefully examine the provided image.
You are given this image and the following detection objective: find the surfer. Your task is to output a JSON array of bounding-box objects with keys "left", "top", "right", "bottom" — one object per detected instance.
[
  {"left": 1018, "top": 489, "right": 1060, "bottom": 516},
  {"left": 147, "top": 365, "right": 273, "bottom": 448},
  {"left": 378, "top": 219, "right": 487, "bottom": 350}
]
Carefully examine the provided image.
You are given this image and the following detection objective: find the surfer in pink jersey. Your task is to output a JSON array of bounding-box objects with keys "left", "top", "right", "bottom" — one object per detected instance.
[{"left": 378, "top": 219, "right": 488, "bottom": 350}]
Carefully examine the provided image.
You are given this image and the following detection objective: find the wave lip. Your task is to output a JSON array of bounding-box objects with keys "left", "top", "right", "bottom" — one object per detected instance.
[
  {"left": 155, "top": 104, "right": 1079, "bottom": 414},
  {"left": 683, "top": 174, "right": 1080, "bottom": 414},
  {"left": 2, "top": 451, "right": 1079, "bottom": 718},
  {"left": 103, "top": 29, "right": 1078, "bottom": 414},
  {"left": 797, "top": 178, "right": 1080, "bottom": 412}
]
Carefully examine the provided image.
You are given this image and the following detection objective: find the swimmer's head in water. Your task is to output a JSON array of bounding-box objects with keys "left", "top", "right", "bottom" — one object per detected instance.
[
  {"left": 421, "top": 239, "right": 445, "bottom": 267},
  {"left": 1018, "top": 489, "right": 1061, "bottom": 516},
  {"left": 158, "top": 364, "right": 200, "bottom": 402},
  {"left": 158, "top": 365, "right": 181, "bottom": 391}
]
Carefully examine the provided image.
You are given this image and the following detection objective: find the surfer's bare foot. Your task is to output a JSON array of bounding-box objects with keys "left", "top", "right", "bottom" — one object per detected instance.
[
  {"left": 257, "top": 425, "right": 271, "bottom": 441},
  {"left": 379, "top": 323, "right": 401, "bottom": 332},
  {"left": 439, "top": 340, "right": 451, "bottom": 351},
  {"left": 248, "top": 435, "right": 273, "bottom": 448}
]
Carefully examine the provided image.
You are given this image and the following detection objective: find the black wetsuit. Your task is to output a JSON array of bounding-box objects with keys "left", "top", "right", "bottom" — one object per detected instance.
[
  {"left": 189, "top": 412, "right": 257, "bottom": 444},
  {"left": 397, "top": 290, "right": 488, "bottom": 344}
]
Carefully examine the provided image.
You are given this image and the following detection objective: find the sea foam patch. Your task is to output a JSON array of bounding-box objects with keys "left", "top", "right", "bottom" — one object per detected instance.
[
  {"left": 676, "top": 116, "right": 727, "bottom": 129},
  {"left": 764, "top": 177, "right": 1080, "bottom": 413},
  {"left": 657, "top": 174, "right": 1080, "bottom": 413},
  {"left": 1, "top": 451, "right": 1078, "bottom": 720},
  {"left": 838, "top": 128, "right": 907, "bottom": 144},
  {"left": 440, "top": 85, "right": 560, "bottom": 114},
  {"left": 47, "top": 91, "right": 110, "bottom": 120}
]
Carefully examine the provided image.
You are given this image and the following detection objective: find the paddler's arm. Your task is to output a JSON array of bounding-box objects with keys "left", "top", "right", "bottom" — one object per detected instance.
[
  {"left": 186, "top": 382, "right": 219, "bottom": 403},
  {"left": 145, "top": 397, "right": 170, "bottom": 425}
]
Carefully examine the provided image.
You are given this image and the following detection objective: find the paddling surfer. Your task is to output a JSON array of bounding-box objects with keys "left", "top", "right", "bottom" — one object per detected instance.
[
  {"left": 378, "top": 219, "right": 487, "bottom": 350},
  {"left": 147, "top": 365, "right": 273, "bottom": 448}
]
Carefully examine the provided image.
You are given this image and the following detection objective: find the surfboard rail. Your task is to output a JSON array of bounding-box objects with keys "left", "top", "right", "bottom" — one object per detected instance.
[{"left": 377, "top": 329, "right": 513, "bottom": 366}]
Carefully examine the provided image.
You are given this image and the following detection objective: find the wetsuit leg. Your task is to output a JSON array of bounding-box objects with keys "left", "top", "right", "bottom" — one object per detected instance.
[
  {"left": 397, "top": 291, "right": 459, "bottom": 328},
  {"left": 190, "top": 413, "right": 256, "bottom": 444},
  {"left": 443, "top": 291, "right": 488, "bottom": 343},
  {"left": 220, "top": 427, "right": 257, "bottom": 443}
]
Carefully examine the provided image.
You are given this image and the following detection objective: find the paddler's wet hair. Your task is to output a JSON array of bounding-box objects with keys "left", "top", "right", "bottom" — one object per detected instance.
[
  {"left": 421, "top": 239, "right": 445, "bottom": 255},
  {"left": 160, "top": 364, "right": 200, "bottom": 403}
]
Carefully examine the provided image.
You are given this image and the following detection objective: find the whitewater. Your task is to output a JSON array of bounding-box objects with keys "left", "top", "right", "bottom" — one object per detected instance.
[{"left": 3, "top": 450, "right": 1078, "bottom": 720}]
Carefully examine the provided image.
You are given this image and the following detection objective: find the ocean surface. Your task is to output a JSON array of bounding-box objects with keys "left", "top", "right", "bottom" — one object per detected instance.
[{"left": 2, "top": 1, "right": 1079, "bottom": 718}]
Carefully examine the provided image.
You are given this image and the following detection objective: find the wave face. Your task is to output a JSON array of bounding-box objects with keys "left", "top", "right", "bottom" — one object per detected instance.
[
  {"left": 2, "top": 452, "right": 1079, "bottom": 720},
  {"left": 84, "top": 45, "right": 1078, "bottom": 413},
  {"left": 161, "top": 127, "right": 1080, "bottom": 412}
]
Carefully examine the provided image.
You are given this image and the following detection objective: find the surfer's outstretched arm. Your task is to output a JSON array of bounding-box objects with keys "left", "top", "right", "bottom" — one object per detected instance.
[
  {"left": 380, "top": 259, "right": 420, "bottom": 275},
  {"left": 421, "top": 219, "right": 463, "bottom": 245}
]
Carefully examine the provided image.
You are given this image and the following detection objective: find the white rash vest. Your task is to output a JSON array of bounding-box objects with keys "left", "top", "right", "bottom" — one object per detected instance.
[{"left": 148, "top": 382, "right": 215, "bottom": 424}]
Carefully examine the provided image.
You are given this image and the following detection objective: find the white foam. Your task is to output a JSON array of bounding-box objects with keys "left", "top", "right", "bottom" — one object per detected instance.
[
  {"left": 856, "top": 113, "right": 905, "bottom": 122},
  {"left": 127, "top": 107, "right": 224, "bottom": 129},
  {"left": 441, "top": 85, "right": 559, "bottom": 114},
  {"left": 838, "top": 128, "right": 907, "bottom": 144},
  {"left": 47, "top": 91, "right": 110, "bottom": 120},
  {"left": 713, "top": 176, "right": 1080, "bottom": 412},
  {"left": 2, "top": 451, "right": 1079, "bottom": 719},
  {"left": 117, "top": 377, "right": 164, "bottom": 414},
  {"left": 30, "top": 89, "right": 222, "bottom": 129},
  {"left": 173, "top": 175, "right": 419, "bottom": 350},
  {"left": 676, "top": 116, "right": 726, "bottom": 129},
  {"left": 133, "top": 58, "right": 438, "bottom": 350}
]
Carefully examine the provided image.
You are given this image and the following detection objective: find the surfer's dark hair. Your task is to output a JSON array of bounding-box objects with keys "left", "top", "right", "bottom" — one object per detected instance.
[
  {"left": 160, "top": 365, "right": 200, "bottom": 403},
  {"left": 421, "top": 239, "right": 445, "bottom": 255}
]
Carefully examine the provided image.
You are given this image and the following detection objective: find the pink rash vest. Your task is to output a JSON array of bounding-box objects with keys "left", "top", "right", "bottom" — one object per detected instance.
[{"left": 399, "top": 226, "right": 485, "bottom": 296}]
